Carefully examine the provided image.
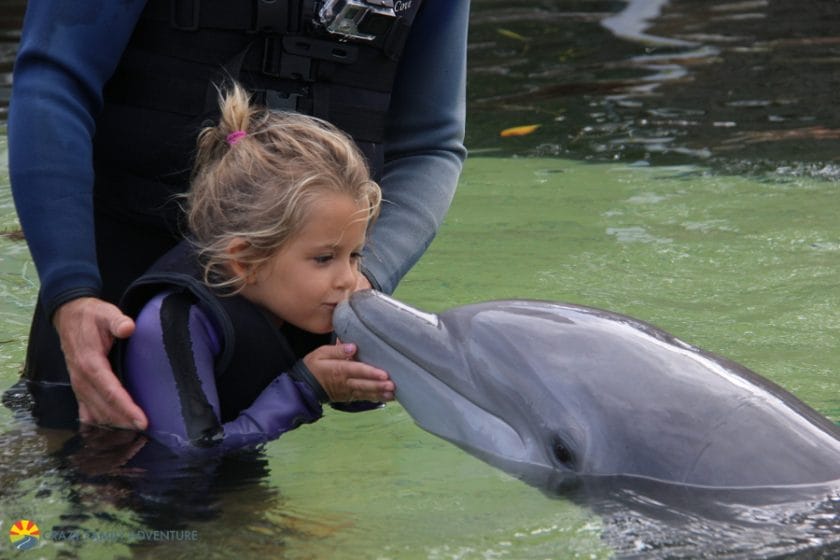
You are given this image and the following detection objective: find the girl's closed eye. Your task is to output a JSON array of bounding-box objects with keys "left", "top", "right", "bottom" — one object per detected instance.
[{"left": 313, "top": 254, "right": 334, "bottom": 265}]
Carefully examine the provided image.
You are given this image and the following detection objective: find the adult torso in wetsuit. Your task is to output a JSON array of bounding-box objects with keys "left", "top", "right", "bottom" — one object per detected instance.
[{"left": 95, "top": 0, "right": 423, "bottom": 240}]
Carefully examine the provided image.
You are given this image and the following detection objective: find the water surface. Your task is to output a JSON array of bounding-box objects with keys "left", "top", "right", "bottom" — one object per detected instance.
[
  {"left": 2, "top": 153, "right": 838, "bottom": 558},
  {"left": 468, "top": 0, "right": 840, "bottom": 175}
]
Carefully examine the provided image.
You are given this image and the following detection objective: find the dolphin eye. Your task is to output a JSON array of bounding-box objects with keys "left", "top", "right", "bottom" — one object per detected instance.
[{"left": 552, "top": 439, "right": 575, "bottom": 467}]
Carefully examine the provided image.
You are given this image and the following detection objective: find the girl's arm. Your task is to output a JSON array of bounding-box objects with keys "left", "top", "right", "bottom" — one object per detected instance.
[{"left": 122, "top": 291, "right": 323, "bottom": 451}]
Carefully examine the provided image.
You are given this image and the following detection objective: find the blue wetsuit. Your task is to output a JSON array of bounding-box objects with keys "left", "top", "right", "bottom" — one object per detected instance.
[{"left": 8, "top": 0, "right": 468, "bottom": 425}]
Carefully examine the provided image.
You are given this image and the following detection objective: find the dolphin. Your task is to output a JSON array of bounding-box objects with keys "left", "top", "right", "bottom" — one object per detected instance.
[{"left": 333, "top": 291, "right": 840, "bottom": 491}]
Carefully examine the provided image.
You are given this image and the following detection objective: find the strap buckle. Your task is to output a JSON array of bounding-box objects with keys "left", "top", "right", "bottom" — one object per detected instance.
[{"left": 255, "top": 89, "right": 304, "bottom": 111}]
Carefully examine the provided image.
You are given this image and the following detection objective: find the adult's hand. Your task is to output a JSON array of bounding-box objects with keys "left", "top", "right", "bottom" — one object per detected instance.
[
  {"left": 303, "top": 342, "right": 394, "bottom": 403},
  {"left": 53, "top": 297, "right": 148, "bottom": 430}
]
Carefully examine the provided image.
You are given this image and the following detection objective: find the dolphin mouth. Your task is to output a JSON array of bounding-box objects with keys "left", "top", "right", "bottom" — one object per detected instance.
[
  {"left": 342, "top": 291, "right": 446, "bottom": 370},
  {"left": 334, "top": 291, "right": 439, "bottom": 369}
]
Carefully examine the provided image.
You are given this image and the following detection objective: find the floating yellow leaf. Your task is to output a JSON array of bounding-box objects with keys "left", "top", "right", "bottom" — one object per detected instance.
[
  {"left": 497, "top": 28, "right": 529, "bottom": 42},
  {"left": 499, "top": 124, "right": 541, "bottom": 138}
]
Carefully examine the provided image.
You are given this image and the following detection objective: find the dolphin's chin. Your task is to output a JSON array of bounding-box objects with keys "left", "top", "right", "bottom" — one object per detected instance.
[
  {"left": 407, "top": 391, "right": 542, "bottom": 468},
  {"left": 455, "top": 444, "right": 574, "bottom": 492}
]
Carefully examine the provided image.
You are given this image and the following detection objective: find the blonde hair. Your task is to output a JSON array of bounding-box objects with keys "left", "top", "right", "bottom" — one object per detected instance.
[{"left": 186, "top": 83, "right": 381, "bottom": 292}]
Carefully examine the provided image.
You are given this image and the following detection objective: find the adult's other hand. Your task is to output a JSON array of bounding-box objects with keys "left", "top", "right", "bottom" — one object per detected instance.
[{"left": 53, "top": 297, "right": 148, "bottom": 430}]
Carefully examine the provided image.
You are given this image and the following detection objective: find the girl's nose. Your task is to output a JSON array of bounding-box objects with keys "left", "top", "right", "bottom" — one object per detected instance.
[{"left": 336, "top": 258, "right": 357, "bottom": 290}]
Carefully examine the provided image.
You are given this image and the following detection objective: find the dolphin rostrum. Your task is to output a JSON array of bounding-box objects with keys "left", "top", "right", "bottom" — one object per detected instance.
[{"left": 333, "top": 291, "right": 840, "bottom": 491}]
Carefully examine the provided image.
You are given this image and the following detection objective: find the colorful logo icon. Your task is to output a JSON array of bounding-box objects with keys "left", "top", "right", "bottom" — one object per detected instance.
[{"left": 9, "top": 519, "right": 40, "bottom": 551}]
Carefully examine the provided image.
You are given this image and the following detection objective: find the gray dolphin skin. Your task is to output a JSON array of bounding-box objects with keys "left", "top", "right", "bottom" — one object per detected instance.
[{"left": 333, "top": 291, "right": 840, "bottom": 491}]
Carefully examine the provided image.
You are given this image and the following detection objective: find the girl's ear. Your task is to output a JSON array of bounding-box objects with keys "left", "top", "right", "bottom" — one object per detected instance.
[{"left": 224, "top": 237, "right": 256, "bottom": 284}]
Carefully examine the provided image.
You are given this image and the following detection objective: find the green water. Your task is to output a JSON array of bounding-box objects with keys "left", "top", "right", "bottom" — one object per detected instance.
[
  {"left": 400, "top": 157, "right": 840, "bottom": 418},
  {"left": 1, "top": 150, "right": 838, "bottom": 558}
]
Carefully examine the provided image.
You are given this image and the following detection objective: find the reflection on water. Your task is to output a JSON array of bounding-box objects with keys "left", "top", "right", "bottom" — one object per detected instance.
[
  {"left": 1, "top": 1, "right": 839, "bottom": 559},
  {"left": 587, "top": 480, "right": 840, "bottom": 559},
  {"left": 468, "top": 0, "right": 840, "bottom": 176}
]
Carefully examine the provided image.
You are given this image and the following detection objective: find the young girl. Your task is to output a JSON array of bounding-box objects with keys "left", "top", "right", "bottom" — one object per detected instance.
[{"left": 118, "top": 84, "right": 394, "bottom": 451}]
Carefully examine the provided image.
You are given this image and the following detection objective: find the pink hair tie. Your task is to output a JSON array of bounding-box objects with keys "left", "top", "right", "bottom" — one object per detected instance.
[{"left": 226, "top": 130, "right": 247, "bottom": 145}]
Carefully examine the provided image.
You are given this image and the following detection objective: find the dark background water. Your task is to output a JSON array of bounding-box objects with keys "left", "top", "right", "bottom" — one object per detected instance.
[
  {"left": 466, "top": 0, "right": 840, "bottom": 176},
  {"left": 2, "top": 0, "right": 840, "bottom": 178}
]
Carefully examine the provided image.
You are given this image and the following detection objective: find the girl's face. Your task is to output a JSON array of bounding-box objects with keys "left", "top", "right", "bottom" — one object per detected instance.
[{"left": 240, "top": 193, "right": 369, "bottom": 334}]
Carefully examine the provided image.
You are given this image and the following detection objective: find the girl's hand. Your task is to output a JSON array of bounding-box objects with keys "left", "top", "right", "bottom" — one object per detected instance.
[{"left": 303, "top": 342, "right": 394, "bottom": 402}]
